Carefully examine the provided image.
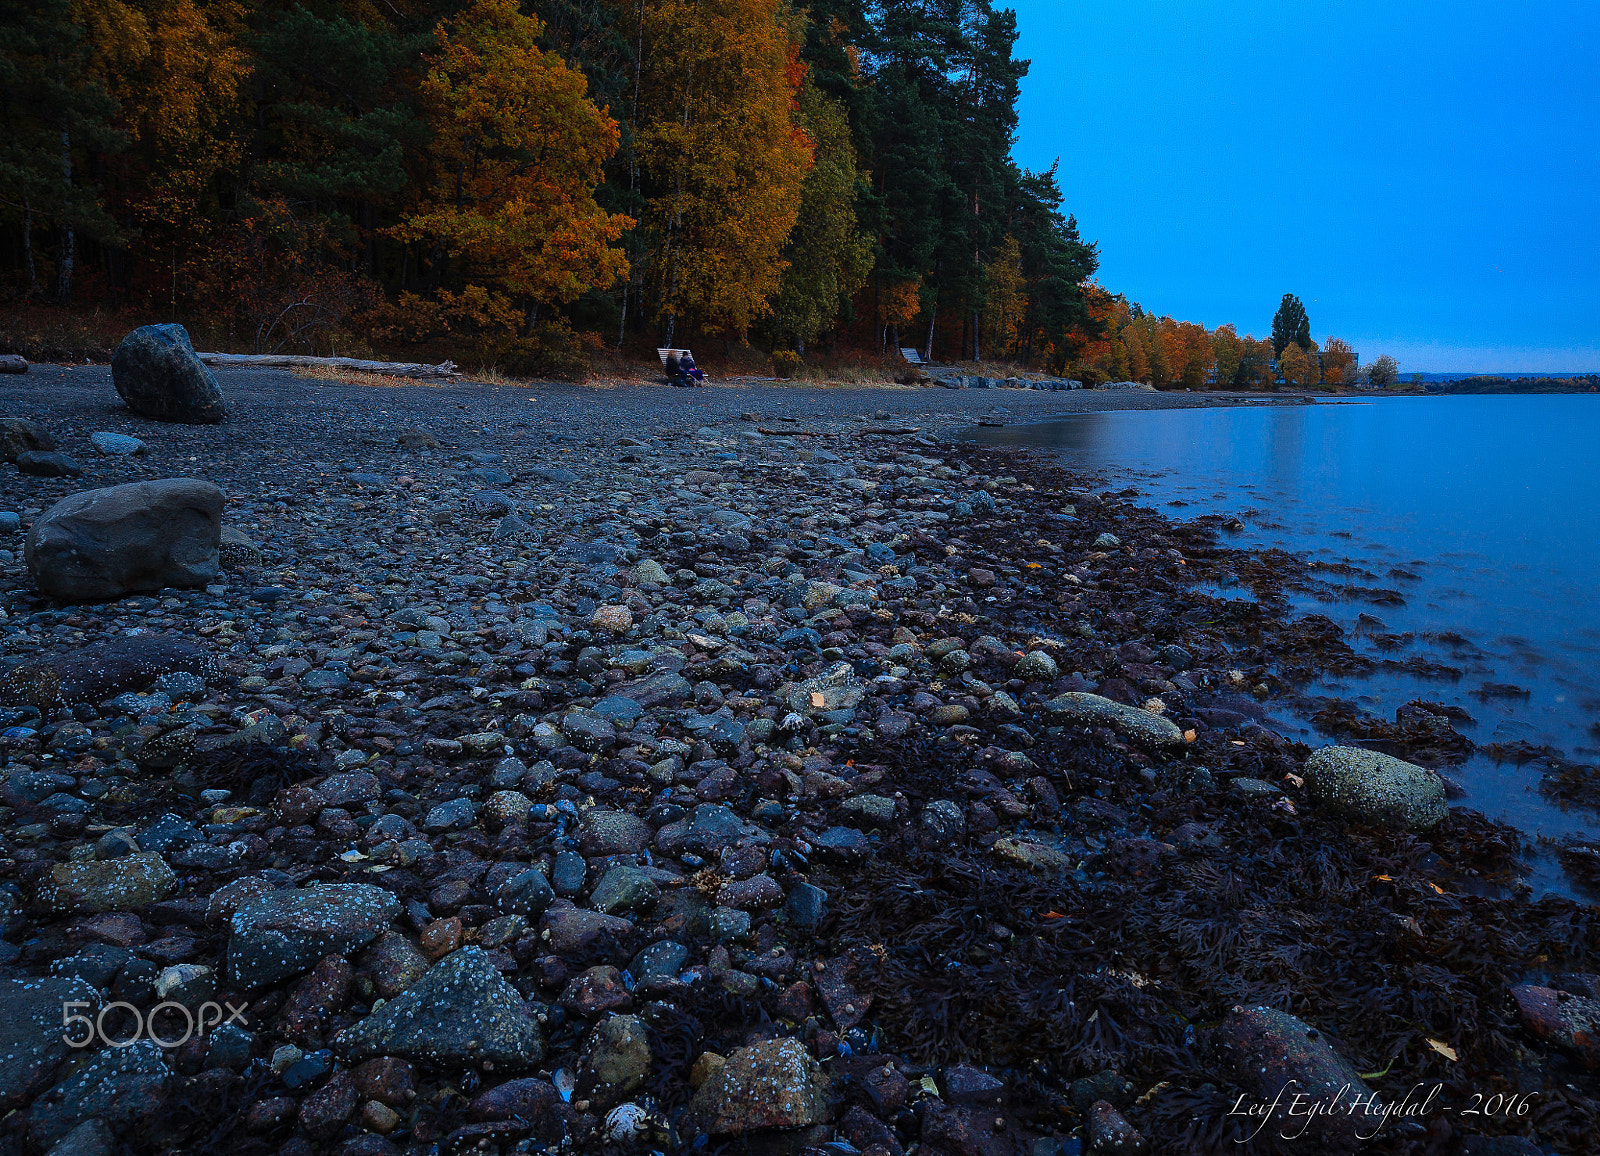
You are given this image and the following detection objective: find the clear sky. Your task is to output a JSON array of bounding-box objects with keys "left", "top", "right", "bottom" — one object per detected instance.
[{"left": 1007, "top": 1, "right": 1600, "bottom": 373}]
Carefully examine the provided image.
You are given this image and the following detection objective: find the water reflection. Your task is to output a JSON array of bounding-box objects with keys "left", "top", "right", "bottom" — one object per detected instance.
[{"left": 965, "top": 395, "right": 1600, "bottom": 897}]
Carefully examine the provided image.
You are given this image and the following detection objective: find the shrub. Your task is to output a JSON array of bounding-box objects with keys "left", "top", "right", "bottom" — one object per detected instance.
[{"left": 771, "top": 349, "right": 802, "bottom": 379}]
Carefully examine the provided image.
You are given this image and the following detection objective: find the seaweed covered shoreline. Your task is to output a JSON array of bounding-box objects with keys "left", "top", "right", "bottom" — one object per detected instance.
[{"left": 0, "top": 372, "right": 1592, "bottom": 1156}]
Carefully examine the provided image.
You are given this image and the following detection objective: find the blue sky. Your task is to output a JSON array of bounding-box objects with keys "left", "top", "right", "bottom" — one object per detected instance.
[{"left": 1008, "top": 1, "right": 1600, "bottom": 372}]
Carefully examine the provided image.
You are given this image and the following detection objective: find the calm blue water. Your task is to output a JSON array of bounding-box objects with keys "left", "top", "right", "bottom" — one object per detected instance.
[{"left": 967, "top": 396, "right": 1600, "bottom": 896}]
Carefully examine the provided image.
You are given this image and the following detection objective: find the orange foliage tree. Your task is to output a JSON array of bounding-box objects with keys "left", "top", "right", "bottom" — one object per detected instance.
[
  {"left": 634, "top": 0, "right": 814, "bottom": 340},
  {"left": 395, "top": 0, "right": 631, "bottom": 333}
]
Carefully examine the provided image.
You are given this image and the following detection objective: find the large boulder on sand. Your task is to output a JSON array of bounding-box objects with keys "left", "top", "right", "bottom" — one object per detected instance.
[
  {"left": 1303, "top": 746, "right": 1447, "bottom": 831},
  {"left": 111, "top": 324, "right": 226, "bottom": 424},
  {"left": 25, "top": 478, "right": 223, "bottom": 601}
]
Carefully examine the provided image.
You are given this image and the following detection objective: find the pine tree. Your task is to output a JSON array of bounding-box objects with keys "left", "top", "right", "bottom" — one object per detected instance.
[
  {"left": 767, "top": 78, "right": 872, "bottom": 354},
  {"left": 1271, "top": 292, "right": 1311, "bottom": 356},
  {"left": 0, "top": 0, "right": 125, "bottom": 298}
]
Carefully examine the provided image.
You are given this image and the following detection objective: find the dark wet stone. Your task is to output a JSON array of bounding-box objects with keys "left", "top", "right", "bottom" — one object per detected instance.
[
  {"left": 941, "top": 1062, "right": 1006, "bottom": 1107},
  {"left": 335, "top": 946, "right": 544, "bottom": 1070},
  {"left": 550, "top": 850, "right": 586, "bottom": 896},
  {"left": 495, "top": 868, "right": 555, "bottom": 920},
  {"left": 0, "top": 635, "right": 218, "bottom": 711},
  {"left": 1086, "top": 1099, "right": 1146, "bottom": 1154},
  {"left": 28, "top": 1040, "right": 168, "bottom": 1147},
  {"left": 785, "top": 881, "right": 827, "bottom": 928},
  {"left": 0, "top": 417, "right": 55, "bottom": 461},
  {"left": 1214, "top": 1004, "right": 1378, "bottom": 1152},
  {"left": 111, "top": 323, "right": 226, "bottom": 423},
  {"left": 228, "top": 883, "right": 399, "bottom": 988},
  {"left": 578, "top": 809, "right": 652, "bottom": 856},
  {"left": 14, "top": 450, "right": 83, "bottom": 477},
  {"left": 0, "top": 975, "right": 99, "bottom": 1109}
]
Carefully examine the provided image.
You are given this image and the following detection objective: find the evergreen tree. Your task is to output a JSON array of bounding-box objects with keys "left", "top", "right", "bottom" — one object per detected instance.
[
  {"left": 0, "top": 0, "right": 125, "bottom": 298},
  {"left": 1271, "top": 291, "right": 1311, "bottom": 356}
]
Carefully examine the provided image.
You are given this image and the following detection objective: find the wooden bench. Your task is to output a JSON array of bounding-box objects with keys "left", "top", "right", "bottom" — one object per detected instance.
[
  {"left": 657, "top": 347, "right": 692, "bottom": 367},
  {"left": 899, "top": 347, "right": 926, "bottom": 365}
]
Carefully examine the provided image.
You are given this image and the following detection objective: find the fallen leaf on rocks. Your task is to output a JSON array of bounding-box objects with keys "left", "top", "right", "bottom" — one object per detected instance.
[{"left": 1426, "top": 1039, "right": 1457, "bottom": 1061}]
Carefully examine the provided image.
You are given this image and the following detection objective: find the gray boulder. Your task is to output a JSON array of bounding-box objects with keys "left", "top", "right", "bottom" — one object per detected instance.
[
  {"left": 111, "top": 324, "right": 226, "bottom": 423},
  {"left": 1044, "top": 692, "right": 1184, "bottom": 747},
  {"left": 89, "top": 432, "right": 147, "bottom": 456},
  {"left": 228, "top": 883, "right": 399, "bottom": 988},
  {"left": 25, "top": 478, "right": 223, "bottom": 600},
  {"left": 335, "top": 946, "right": 544, "bottom": 1070},
  {"left": 1303, "top": 746, "right": 1448, "bottom": 831},
  {"left": 35, "top": 852, "right": 177, "bottom": 914}
]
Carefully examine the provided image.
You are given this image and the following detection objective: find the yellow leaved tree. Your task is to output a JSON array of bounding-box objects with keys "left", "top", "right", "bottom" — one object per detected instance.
[
  {"left": 396, "top": 0, "right": 631, "bottom": 333},
  {"left": 634, "top": 0, "right": 815, "bottom": 340}
]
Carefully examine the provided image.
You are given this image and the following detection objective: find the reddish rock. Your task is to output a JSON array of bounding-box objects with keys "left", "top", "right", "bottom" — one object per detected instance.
[
  {"left": 299, "top": 1070, "right": 359, "bottom": 1140},
  {"left": 353, "top": 1057, "right": 416, "bottom": 1107},
  {"left": 245, "top": 1096, "right": 296, "bottom": 1132},
  {"left": 274, "top": 785, "right": 327, "bottom": 826},
  {"left": 774, "top": 980, "right": 815, "bottom": 1021},
  {"left": 280, "top": 954, "right": 353, "bottom": 1043},
  {"left": 1511, "top": 984, "right": 1600, "bottom": 1069},
  {"left": 419, "top": 917, "right": 462, "bottom": 961},
  {"left": 719, "top": 874, "right": 784, "bottom": 911},
  {"left": 558, "top": 965, "right": 633, "bottom": 1017},
  {"left": 70, "top": 912, "right": 147, "bottom": 947},
  {"left": 539, "top": 907, "right": 636, "bottom": 963},
  {"left": 1086, "top": 1099, "right": 1146, "bottom": 1153}
]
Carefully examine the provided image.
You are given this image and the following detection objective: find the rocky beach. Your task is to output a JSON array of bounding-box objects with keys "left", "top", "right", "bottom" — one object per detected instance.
[{"left": 0, "top": 359, "right": 1593, "bottom": 1156}]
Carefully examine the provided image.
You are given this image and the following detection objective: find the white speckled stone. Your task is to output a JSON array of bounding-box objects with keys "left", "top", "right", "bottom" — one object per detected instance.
[
  {"left": 1304, "top": 746, "right": 1447, "bottom": 831},
  {"left": 335, "top": 945, "right": 544, "bottom": 1070}
]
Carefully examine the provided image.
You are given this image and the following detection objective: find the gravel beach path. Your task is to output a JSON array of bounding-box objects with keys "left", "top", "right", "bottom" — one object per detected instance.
[{"left": 0, "top": 366, "right": 1589, "bottom": 1156}]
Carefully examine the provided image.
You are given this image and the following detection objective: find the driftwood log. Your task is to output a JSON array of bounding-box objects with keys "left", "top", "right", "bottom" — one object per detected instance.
[
  {"left": 195, "top": 353, "right": 459, "bottom": 379},
  {"left": 0, "top": 355, "right": 28, "bottom": 374}
]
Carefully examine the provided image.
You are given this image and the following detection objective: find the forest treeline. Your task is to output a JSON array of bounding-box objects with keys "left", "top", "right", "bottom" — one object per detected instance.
[
  {"left": 0, "top": 0, "right": 1109, "bottom": 372},
  {"left": 1, "top": 0, "right": 1366, "bottom": 381}
]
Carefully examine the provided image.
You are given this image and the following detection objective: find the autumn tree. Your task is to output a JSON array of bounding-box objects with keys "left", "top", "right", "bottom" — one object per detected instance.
[
  {"left": 1271, "top": 291, "right": 1311, "bottom": 356},
  {"left": 396, "top": 0, "right": 631, "bottom": 334},
  {"left": 1367, "top": 353, "right": 1400, "bottom": 387},
  {"left": 979, "top": 234, "right": 1025, "bottom": 360},
  {"left": 1236, "top": 336, "right": 1274, "bottom": 388},
  {"left": 1278, "top": 340, "right": 1314, "bottom": 388},
  {"left": 1211, "top": 323, "right": 1244, "bottom": 387},
  {"left": 1322, "top": 335, "right": 1357, "bottom": 385},
  {"left": 633, "top": 0, "right": 814, "bottom": 341}
]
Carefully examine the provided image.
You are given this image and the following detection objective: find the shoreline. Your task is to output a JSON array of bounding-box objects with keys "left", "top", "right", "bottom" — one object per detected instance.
[{"left": 0, "top": 368, "right": 1592, "bottom": 1154}]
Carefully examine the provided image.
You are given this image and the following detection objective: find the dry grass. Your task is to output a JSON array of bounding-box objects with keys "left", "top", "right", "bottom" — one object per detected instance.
[{"left": 291, "top": 364, "right": 463, "bottom": 389}]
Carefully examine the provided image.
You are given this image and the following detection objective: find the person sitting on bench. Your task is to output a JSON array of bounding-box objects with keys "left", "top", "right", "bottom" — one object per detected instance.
[
  {"left": 679, "top": 351, "right": 705, "bottom": 383},
  {"left": 665, "top": 350, "right": 704, "bottom": 387}
]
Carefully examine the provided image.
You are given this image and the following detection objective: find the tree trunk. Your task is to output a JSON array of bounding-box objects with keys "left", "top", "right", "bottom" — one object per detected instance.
[
  {"left": 55, "top": 131, "right": 75, "bottom": 303},
  {"left": 21, "top": 199, "right": 35, "bottom": 292},
  {"left": 923, "top": 301, "right": 937, "bottom": 364},
  {"left": 973, "top": 309, "right": 981, "bottom": 362}
]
